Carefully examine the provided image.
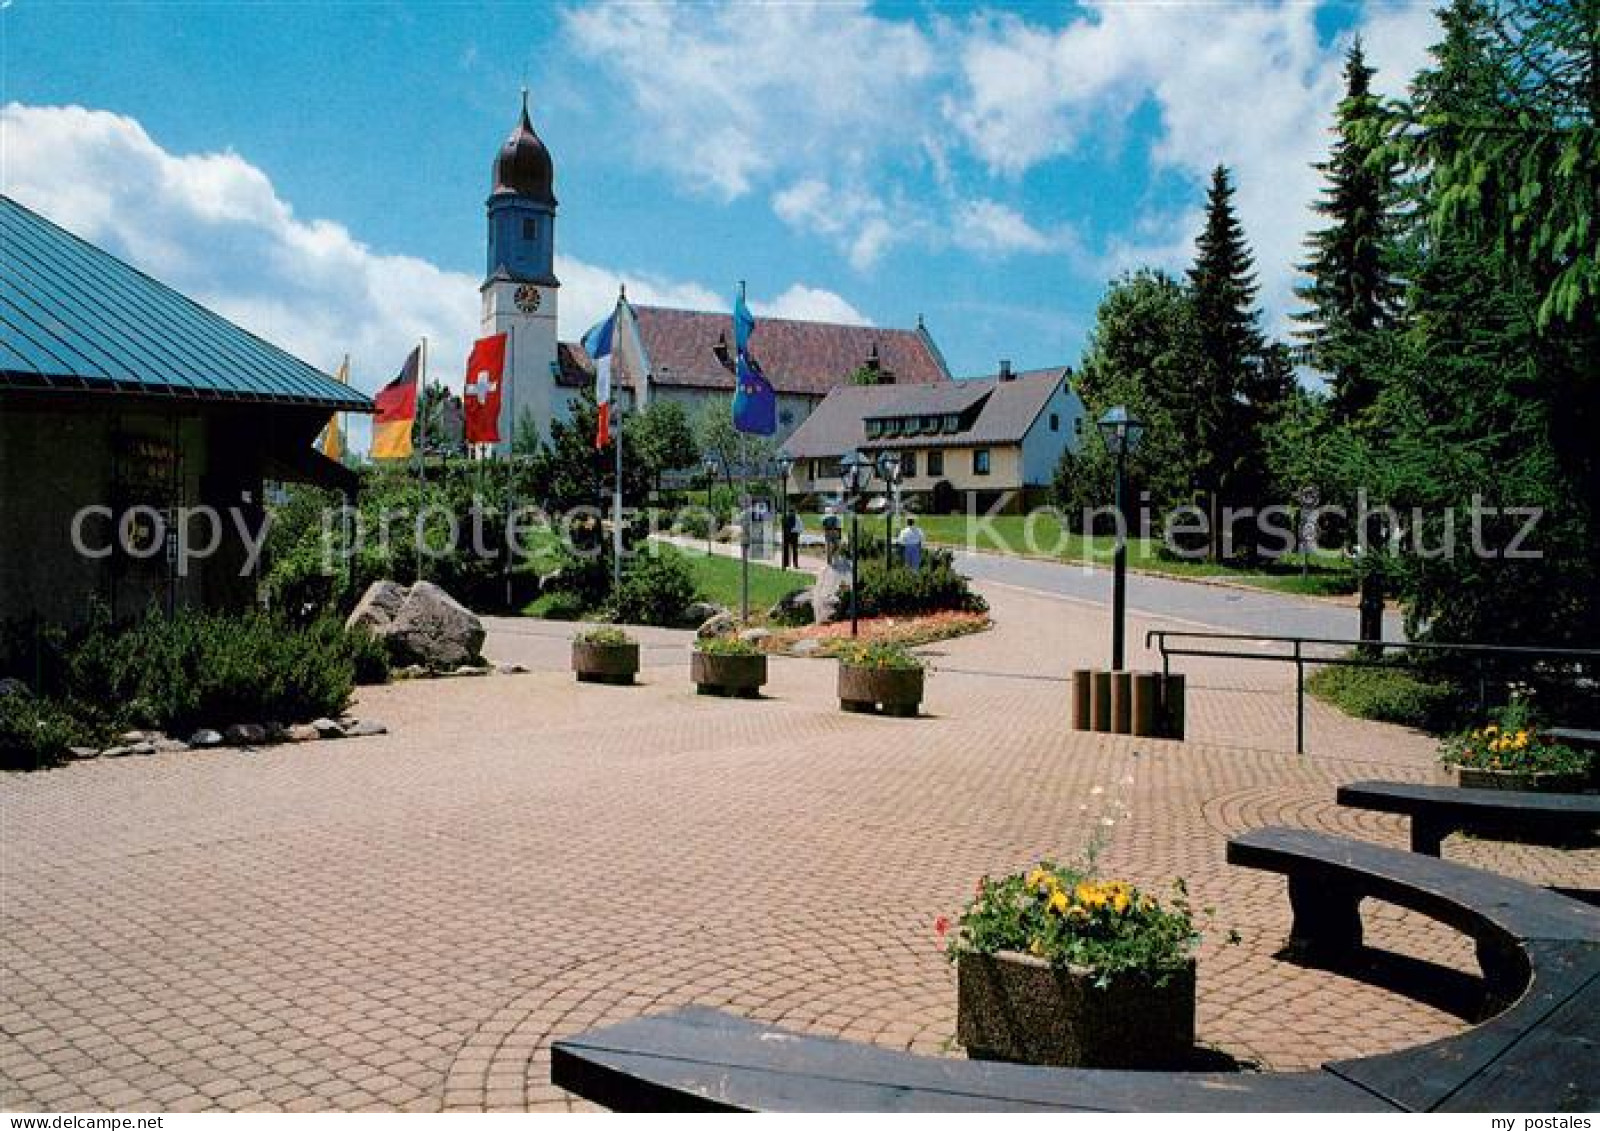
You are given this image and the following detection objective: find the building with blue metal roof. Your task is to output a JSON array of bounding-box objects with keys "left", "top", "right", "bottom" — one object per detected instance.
[{"left": 1, "top": 194, "right": 373, "bottom": 624}]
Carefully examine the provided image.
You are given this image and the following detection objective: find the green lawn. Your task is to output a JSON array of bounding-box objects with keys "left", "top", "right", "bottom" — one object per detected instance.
[
  {"left": 799, "top": 511, "right": 1355, "bottom": 597},
  {"left": 677, "top": 546, "right": 812, "bottom": 612}
]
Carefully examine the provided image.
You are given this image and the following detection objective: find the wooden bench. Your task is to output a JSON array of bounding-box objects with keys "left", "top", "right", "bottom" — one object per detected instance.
[
  {"left": 551, "top": 831, "right": 1599, "bottom": 1111},
  {"left": 1336, "top": 779, "right": 1600, "bottom": 855}
]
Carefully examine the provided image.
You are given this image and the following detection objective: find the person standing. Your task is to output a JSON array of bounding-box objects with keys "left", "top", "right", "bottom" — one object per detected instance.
[
  {"left": 783, "top": 509, "right": 802, "bottom": 569},
  {"left": 896, "top": 515, "right": 924, "bottom": 570}
]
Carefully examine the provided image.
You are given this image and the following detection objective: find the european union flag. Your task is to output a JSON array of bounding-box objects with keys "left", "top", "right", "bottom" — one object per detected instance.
[{"left": 732, "top": 350, "right": 776, "bottom": 436}]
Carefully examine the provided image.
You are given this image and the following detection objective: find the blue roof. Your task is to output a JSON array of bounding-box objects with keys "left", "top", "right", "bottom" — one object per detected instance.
[{"left": 0, "top": 195, "right": 371, "bottom": 411}]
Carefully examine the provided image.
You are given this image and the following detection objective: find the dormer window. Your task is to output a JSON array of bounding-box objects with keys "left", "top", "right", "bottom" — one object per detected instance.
[
  {"left": 921, "top": 415, "right": 938, "bottom": 433},
  {"left": 943, "top": 414, "right": 960, "bottom": 433},
  {"left": 865, "top": 420, "right": 883, "bottom": 439}
]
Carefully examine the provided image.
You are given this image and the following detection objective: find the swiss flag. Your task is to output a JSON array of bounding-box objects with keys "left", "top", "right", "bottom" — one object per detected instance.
[{"left": 462, "top": 333, "right": 508, "bottom": 445}]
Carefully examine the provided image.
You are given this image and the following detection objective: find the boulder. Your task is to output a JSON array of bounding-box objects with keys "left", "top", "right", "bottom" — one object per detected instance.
[
  {"left": 311, "top": 718, "right": 345, "bottom": 739},
  {"left": 101, "top": 745, "right": 132, "bottom": 758},
  {"left": 66, "top": 746, "right": 99, "bottom": 761},
  {"left": 345, "top": 579, "right": 408, "bottom": 636},
  {"left": 128, "top": 741, "right": 157, "bottom": 756},
  {"left": 385, "top": 581, "right": 486, "bottom": 670},
  {"left": 451, "top": 664, "right": 489, "bottom": 677},
  {"left": 494, "top": 662, "right": 529, "bottom": 676},
  {"left": 811, "top": 559, "right": 852, "bottom": 624},
  {"left": 790, "top": 639, "right": 824, "bottom": 657},
  {"left": 0, "top": 677, "right": 32, "bottom": 700},
  {"left": 189, "top": 728, "right": 223, "bottom": 748},
  {"left": 224, "top": 723, "right": 269, "bottom": 746},
  {"left": 287, "top": 723, "right": 320, "bottom": 743},
  {"left": 738, "top": 627, "right": 772, "bottom": 645},
  {"left": 344, "top": 719, "right": 388, "bottom": 738},
  {"left": 769, "top": 587, "right": 814, "bottom": 625},
  {"left": 683, "top": 600, "right": 726, "bottom": 625},
  {"left": 697, "top": 611, "right": 738, "bottom": 640},
  {"left": 152, "top": 738, "right": 189, "bottom": 753}
]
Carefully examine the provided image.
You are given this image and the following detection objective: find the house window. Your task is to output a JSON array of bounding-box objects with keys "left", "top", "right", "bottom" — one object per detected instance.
[
  {"left": 922, "top": 415, "right": 938, "bottom": 433},
  {"left": 901, "top": 452, "right": 917, "bottom": 478},
  {"left": 522, "top": 217, "right": 538, "bottom": 240},
  {"left": 1050, "top": 413, "right": 1060, "bottom": 432},
  {"left": 973, "top": 449, "right": 991, "bottom": 476},
  {"left": 943, "top": 414, "right": 960, "bottom": 433},
  {"left": 928, "top": 450, "right": 944, "bottom": 477},
  {"left": 780, "top": 409, "right": 794, "bottom": 426},
  {"left": 811, "top": 459, "right": 825, "bottom": 480}
]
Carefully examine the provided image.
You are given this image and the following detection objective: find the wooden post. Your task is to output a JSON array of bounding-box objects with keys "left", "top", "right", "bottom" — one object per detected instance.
[
  {"left": 1161, "top": 674, "right": 1186, "bottom": 740},
  {"left": 1090, "top": 671, "right": 1113, "bottom": 732},
  {"left": 1071, "top": 669, "right": 1092, "bottom": 731},
  {"left": 1110, "top": 672, "right": 1133, "bottom": 734},
  {"left": 1131, "top": 672, "right": 1160, "bottom": 737}
]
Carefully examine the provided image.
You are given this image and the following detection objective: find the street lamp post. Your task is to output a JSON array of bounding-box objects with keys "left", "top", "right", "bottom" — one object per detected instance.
[
  {"left": 839, "top": 450, "right": 874, "bottom": 638},
  {"left": 775, "top": 454, "right": 795, "bottom": 569},
  {"left": 701, "top": 455, "right": 721, "bottom": 556},
  {"left": 874, "top": 451, "right": 902, "bottom": 570},
  {"left": 1097, "top": 406, "right": 1146, "bottom": 671}
]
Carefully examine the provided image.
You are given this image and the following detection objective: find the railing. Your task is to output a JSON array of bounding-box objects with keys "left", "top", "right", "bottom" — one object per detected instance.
[{"left": 1143, "top": 630, "right": 1600, "bottom": 755}]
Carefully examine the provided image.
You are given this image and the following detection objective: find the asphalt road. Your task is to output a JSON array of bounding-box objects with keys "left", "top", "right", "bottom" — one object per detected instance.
[{"left": 950, "top": 549, "right": 1407, "bottom": 642}]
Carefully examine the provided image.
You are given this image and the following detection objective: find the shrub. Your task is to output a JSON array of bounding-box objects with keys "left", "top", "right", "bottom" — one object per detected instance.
[
  {"left": 575, "top": 626, "right": 633, "bottom": 646},
  {"left": 525, "top": 590, "right": 588, "bottom": 621},
  {"left": 696, "top": 636, "right": 761, "bottom": 657},
  {"left": 611, "top": 548, "right": 700, "bottom": 627},
  {"left": 852, "top": 559, "right": 988, "bottom": 619},
  {"left": 1306, "top": 657, "right": 1463, "bottom": 731},
  {"left": 944, "top": 863, "right": 1201, "bottom": 988},
  {"left": 0, "top": 693, "right": 86, "bottom": 772},
  {"left": 335, "top": 625, "right": 391, "bottom": 686}
]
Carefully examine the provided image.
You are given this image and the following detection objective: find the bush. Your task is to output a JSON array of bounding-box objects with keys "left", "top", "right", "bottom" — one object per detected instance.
[
  {"left": 575, "top": 626, "right": 633, "bottom": 646},
  {"left": 834, "top": 640, "right": 924, "bottom": 671},
  {"left": 852, "top": 559, "right": 988, "bottom": 619},
  {"left": 1438, "top": 695, "right": 1591, "bottom": 775},
  {"left": 0, "top": 693, "right": 87, "bottom": 772},
  {"left": 611, "top": 548, "right": 700, "bottom": 627},
  {"left": 1306, "top": 657, "right": 1464, "bottom": 731},
  {"left": 696, "top": 636, "right": 761, "bottom": 657},
  {"left": 337, "top": 625, "right": 391, "bottom": 686},
  {"left": 525, "top": 590, "right": 588, "bottom": 621}
]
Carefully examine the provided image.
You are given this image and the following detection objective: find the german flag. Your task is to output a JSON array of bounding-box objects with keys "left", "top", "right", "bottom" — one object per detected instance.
[{"left": 370, "top": 346, "right": 420, "bottom": 459}]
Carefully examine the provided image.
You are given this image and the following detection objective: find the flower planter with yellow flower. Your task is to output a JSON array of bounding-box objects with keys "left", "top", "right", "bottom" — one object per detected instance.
[
  {"left": 572, "top": 627, "right": 640, "bottom": 686},
  {"left": 1440, "top": 697, "right": 1590, "bottom": 794},
  {"left": 946, "top": 864, "right": 1200, "bottom": 1069},
  {"left": 835, "top": 641, "right": 925, "bottom": 718}
]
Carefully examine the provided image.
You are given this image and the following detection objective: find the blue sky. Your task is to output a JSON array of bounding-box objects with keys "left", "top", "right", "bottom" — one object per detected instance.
[{"left": 2, "top": 1, "right": 1442, "bottom": 396}]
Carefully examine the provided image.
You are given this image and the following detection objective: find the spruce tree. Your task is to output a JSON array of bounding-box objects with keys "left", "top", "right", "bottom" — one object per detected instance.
[
  {"left": 1293, "top": 39, "right": 1402, "bottom": 420},
  {"left": 1187, "top": 165, "right": 1269, "bottom": 558}
]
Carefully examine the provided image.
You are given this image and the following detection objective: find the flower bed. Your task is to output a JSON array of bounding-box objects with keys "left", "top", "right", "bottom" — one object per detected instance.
[
  {"left": 1439, "top": 696, "right": 1590, "bottom": 792},
  {"left": 691, "top": 637, "right": 767, "bottom": 698}
]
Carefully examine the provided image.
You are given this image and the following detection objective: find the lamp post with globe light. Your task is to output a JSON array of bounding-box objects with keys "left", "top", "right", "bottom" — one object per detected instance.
[
  {"left": 1097, "top": 406, "right": 1146, "bottom": 670},
  {"left": 874, "top": 451, "right": 902, "bottom": 570},
  {"left": 838, "top": 450, "right": 875, "bottom": 637}
]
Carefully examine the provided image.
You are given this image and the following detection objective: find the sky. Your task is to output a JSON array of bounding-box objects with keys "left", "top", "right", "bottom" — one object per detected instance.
[{"left": 2, "top": 0, "right": 1444, "bottom": 406}]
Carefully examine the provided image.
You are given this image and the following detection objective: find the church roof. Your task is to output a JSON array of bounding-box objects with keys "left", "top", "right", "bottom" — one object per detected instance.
[
  {"left": 611, "top": 305, "right": 949, "bottom": 397},
  {"left": 491, "top": 94, "right": 556, "bottom": 206},
  {"left": 782, "top": 366, "right": 1069, "bottom": 459},
  {"left": 0, "top": 196, "right": 370, "bottom": 410}
]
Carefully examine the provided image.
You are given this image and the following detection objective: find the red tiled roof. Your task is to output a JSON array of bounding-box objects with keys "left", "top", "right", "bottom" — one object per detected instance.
[{"left": 610, "top": 305, "right": 949, "bottom": 397}]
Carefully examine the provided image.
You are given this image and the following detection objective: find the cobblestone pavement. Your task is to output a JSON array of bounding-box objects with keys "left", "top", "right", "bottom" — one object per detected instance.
[{"left": 2, "top": 582, "right": 1596, "bottom": 1111}]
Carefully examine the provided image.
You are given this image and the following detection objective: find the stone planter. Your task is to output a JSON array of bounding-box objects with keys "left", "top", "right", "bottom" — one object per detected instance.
[
  {"left": 957, "top": 951, "right": 1196, "bottom": 1069},
  {"left": 691, "top": 652, "right": 767, "bottom": 698},
  {"left": 1455, "top": 765, "right": 1586, "bottom": 793},
  {"left": 572, "top": 641, "right": 639, "bottom": 685},
  {"left": 837, "top": 663, "right": 923, "bottom": 718}
]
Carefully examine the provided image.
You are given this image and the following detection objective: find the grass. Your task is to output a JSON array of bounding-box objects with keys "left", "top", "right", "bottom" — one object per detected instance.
[
  {"left": 799, "top": 512, "right": 1356, "bottom": 597},
  {"left": 676, "top": 546, "right": 812, "bottom": 613}
]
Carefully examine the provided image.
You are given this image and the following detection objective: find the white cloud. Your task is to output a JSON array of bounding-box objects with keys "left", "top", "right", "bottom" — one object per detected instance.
[
  {"left": 0, "top": 102, "right": 870, "bottom": 419},
  {"left": 756, "top": 285, "right": 868, "bottom": 325},
  {"left": 951, "top": 199, "right": 1070, "bottom": 256}
]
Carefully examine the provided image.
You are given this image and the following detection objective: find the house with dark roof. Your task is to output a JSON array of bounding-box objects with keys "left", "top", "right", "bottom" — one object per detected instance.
[
  {"left": 554, "top": 303, "right": 951, "bottom": 445},
  {"left": 782, "top": 362, "right": 1084, "bottom": 514},
  {"left": 0, "top": 195, "right": 372, "bottom": 625}
]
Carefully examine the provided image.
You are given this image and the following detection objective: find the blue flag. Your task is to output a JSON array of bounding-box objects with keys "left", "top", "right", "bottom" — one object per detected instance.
[
  {"left": 733, "top": 286, "right": 756, "bottom": 356},
  {"left": 732, "top": 350, "right": 777, "bottom": 436}
]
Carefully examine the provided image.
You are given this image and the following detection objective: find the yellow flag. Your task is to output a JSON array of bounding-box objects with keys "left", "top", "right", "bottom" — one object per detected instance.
[{"left": 320, "top": 356, "right": 348, "bottom": 460}]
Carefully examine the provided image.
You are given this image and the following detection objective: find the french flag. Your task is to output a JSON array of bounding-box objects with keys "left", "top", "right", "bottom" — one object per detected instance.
[{"left": 582, "top": 307, "right": 618, "bottom": 450}]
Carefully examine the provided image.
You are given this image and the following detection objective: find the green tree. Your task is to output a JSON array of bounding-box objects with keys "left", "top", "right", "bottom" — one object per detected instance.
[
  {"left": 630, "top": 399, "right": 700, "bottom": 494},
  {"left": 1293, "top": 39, "right": 1405, "bottom": 419},
  {"left": 1186, "top": 166, "right": 1287, "bottom": 558},
  {"left": 692, "top": 398, "right": 775, "bottom": 480}
]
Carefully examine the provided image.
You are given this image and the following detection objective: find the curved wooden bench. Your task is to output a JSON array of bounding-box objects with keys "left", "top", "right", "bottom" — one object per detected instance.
[
  {"left": 551, "top": 831, "right": 1599, "bottom": 1112},
  {"left": 1336, "top": 779, "right": 1600, "bottom": 855}
]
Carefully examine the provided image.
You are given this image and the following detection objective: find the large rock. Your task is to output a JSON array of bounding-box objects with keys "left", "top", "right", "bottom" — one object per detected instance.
[
  {"left": 683, "top": 600, "right": 727, "bottom": 626},
  {"left": 769, "top": 587, "right": 814, "bottom": 625},
  {"left": 811, "top": 560, "right": 851, "bottom": 624},
  {"left": 350, "top": 580, "right": 486, "bottom": 670},
  {"left": 386, "top": 581, "right": 485, "bottom": 669},
  {"left": 345, "top": 580, "right": 408, "bottom": 636},
  {"left": 697, "top": 612, "right": 738, "bottom": 640}
]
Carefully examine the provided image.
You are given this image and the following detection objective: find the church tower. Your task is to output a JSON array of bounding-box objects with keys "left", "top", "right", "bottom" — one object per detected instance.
[{"left": 481, "top": 90, "right": 563, "bottom": 453}]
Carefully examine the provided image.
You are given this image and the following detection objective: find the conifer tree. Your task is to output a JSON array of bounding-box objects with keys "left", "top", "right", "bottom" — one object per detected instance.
[{"left": 1293, "top": 39, "right": 1403, "bottom": 420}]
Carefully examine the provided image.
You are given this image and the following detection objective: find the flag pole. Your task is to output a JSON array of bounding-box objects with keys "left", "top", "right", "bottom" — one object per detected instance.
[
  {"left": 504, "top": 325, "right": 517, "bottom": 611},
  {"left": 737, "top": 281, "right": 750, "bottom": 623},
  {"left": 417, "top": 336, "right": 428, "bottom": 584},
  {"left": 611, "top": 289, "right": 625, "bottom": 603}
]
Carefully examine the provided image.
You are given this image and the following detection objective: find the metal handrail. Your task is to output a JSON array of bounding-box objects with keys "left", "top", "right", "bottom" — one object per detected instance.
[{"left": 1144, "top": 629, "right": 1600, "bottom": 755}]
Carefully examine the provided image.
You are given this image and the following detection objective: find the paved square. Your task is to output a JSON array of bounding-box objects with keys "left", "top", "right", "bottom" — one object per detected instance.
[{"left": 4, "top": 582, "right": 1596, "bottom": 1111}]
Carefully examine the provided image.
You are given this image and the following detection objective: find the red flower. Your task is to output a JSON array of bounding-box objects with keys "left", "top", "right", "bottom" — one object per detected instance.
[{"left": 934, "top": 915, "right": 950, "bottom": 939}]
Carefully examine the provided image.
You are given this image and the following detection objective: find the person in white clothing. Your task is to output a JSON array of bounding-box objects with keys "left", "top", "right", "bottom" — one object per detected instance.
[{"left": 895, "top": 516, "right": 924, "bottom": 570}]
